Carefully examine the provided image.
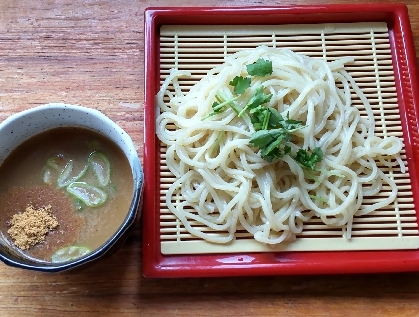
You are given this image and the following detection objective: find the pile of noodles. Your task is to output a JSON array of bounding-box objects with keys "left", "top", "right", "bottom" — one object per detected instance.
[{"left": 156, "top": 46, "right": 404, "bottom": 244}]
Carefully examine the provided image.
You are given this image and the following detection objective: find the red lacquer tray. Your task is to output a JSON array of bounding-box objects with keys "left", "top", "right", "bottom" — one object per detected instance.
[{"left": 143, "top": 4, "right": 419, "bottom": 278}]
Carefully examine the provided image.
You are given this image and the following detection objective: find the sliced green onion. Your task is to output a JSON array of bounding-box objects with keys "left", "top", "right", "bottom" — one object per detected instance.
[
  {"left": 57, "top": 160, "right": 88, "bottom": 188},
  {"left": 43, "top": 168, "right": 53, "bottom": 184},
  {"left": 211, "top": 130, "right": 225, "bottom": 155},
  {"left": 47, "top": 156, "right": 64, "bottom": 171},
  {"left": 67, "top": 182, "right": 108, "bottom": 207},
  {"left": 51, "top": 245, "right": 91, "bottom": 263},
  {"left": 88, "top": 151, "right": 111, "bottom": 187}
]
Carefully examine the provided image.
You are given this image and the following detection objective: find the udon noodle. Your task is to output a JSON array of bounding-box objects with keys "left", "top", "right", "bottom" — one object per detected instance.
[{"left": 156, "top": 46, "right": 404, "bottom": 244}]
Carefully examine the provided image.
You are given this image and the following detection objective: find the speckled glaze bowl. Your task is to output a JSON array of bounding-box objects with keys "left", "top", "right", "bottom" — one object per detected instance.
[{"left": 0, "top": 103, "right": 143, "bottom": 272}]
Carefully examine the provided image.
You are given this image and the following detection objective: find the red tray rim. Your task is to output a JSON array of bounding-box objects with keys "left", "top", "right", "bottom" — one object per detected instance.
[{"left": 143, "top": 4, "right": 419, "bottom": 278}]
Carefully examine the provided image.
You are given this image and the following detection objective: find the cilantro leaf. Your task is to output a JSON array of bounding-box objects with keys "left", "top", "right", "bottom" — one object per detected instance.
[
  {"left": 249, "top": 128, "right": 292, "bottom": 162},
  {"left": 280, "top": 112, "right": 304, "bottom": 131},
  {"left": 249, "top": 112, "right": 308, "bottom": 163},
  {"left": 250, "top": 107, "right": 287, "bottom": 131},
  {"left": 250, "top": 108, "right": 304, "bottom": 133},
  {"left": 250, "top": 107, "right": 267, "bottom": 131},
  {"left": 201, "top": 101, "right": 225, "bottom": 120},
  {"left": 261, "top": 135, "right": 290, "bottom": 161},
  {"left": 229, "top": 76, "right": 251, "bottom": 94},
  {"left": 249, "top": 129, "right": 283, "bottom": 149},
  {"left": 217, "top": 91, "right": 243, "bottom": 114},
  {"left": 238, "top": 86, "right": 272, "bottom": 117},
  {"left": 293, "top": 147, "right": 323, "bottom": 170},
  {"left": 246, "top": 58, "right": 273, "bottom": 77},
  {"left": 201, "top": 91, "right": 242, "bottom": 120},
  {"left": 267, "top": 108, "right": 284, "bottom": 129},
  {"left": 247, "top": 86, "right": 272, "bottom": 110}
]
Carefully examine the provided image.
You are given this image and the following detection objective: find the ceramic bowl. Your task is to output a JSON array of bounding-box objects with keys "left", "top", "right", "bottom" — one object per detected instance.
[{"left": 0, "top": 103, "right": 143, "bottom": 272}]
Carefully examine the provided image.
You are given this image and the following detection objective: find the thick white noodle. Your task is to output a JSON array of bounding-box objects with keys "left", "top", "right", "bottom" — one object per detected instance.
[{"left": 156, "top": 46, "right": 405, "bottom": 244}]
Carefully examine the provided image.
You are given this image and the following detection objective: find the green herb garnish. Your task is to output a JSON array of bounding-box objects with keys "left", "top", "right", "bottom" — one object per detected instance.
[
  {"left": 201, "top": 58, "right": 324, "bottom": 173},
  {"left": 229, "top": 76, "right": 251, "bottom": 94},
  {"left": 201, "top": 92, "right": 241, "bottom": 120},
  {"left": 249, "top": 114, "right": 305, "bottom": 162},
  {"left": 246, "top": 58, "right": 273, "bottom": 77},
  {"left": 211, "top": 130, "right": 225, "bottom": 155},
  {"left": 293, "top": 147, "right": 324, "bottom": 171},
  {"left": 238, "top": 85, "right": 272, "bottom": 117},
  {"left": 250, "top": 129, "right": 292, "bottom": 162}
]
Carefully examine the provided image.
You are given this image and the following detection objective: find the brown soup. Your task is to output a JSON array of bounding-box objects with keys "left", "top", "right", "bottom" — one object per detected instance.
[{"left": 0, "top": 127, "right": 133, "bottom": 262}]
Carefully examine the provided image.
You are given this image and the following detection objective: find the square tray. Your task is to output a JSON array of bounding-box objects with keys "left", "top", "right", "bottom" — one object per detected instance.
[{"left": 143, "top": 4, "right": 419, "bottom": 278}]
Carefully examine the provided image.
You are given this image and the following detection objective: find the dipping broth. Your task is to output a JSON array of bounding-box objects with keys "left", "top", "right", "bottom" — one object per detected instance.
[{"left": 0, "top": 127, "right": 133, "bottom": 262}]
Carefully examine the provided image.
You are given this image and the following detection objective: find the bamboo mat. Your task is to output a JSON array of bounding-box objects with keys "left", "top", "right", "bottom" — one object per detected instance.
[{"left": 157, "top": 22, "right": 419, "bottom": 254}]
